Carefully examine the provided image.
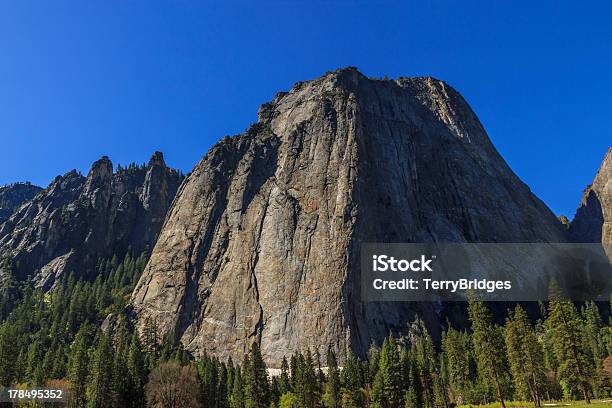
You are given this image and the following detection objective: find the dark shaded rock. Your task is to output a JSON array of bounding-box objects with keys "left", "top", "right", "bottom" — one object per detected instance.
[
  {"left": 0, "top": 152, "right": 183, "bottom": 289},
  {"left": 130, "top": 68, "right": 568, "bottom": 366},
  {"left": 570, "top": 148, "right": 611, "bottom": 244},
  {"left": 0, "top": 182, "right": 43, "bottom": 224}
]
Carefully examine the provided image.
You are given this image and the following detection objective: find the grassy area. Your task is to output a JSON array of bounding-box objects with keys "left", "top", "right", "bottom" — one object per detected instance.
[{"left": 458, "top": 400, "right": 612, "bottom": 408}]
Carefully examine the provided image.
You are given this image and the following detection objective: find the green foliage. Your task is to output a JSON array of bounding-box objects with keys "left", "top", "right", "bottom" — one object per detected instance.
[
  {"left": 243, "top": 342, "right": 270, "bottom": 408},
  {"left": 279, "top": 391, "right": 299, "bottom": 408},
  {"left": 323, "top": 347, "right": 341, "bottom": 408},
  {"left": 546, "top": 297, "right": 595, "bottom": 402},
  {"left": 372, "top": 337, "right": 403, "bottom": 407},
  {"left": 469, "top": 297, "right": 513, "bottom": 407},
  {"left": 442, "top": 326, "right": 475, "bottom": 404},
  {"left": 86, "top": 333, "right": 113, "bottom": 408},
  {"left": 505, "top": 305, "right": 547, "bottom": 405},
  {"left": 341, "top": 349, "right": 364, "bottom": 407}
]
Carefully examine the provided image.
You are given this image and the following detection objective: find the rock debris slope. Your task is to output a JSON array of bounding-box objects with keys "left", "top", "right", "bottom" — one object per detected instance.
[
  {"left": 130, "top": 68, "right": 567, "bottom": 365},
  {"left": 0, "top": 152, "right": 182, "bottom": 289},
  {"left": 570, "top": 147, "right": 612, "bottom": 244}
]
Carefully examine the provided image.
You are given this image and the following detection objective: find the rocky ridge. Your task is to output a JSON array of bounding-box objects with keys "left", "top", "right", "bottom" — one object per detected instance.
[{"left": 0, "top": 152, "right": 183, "bottom": 289}]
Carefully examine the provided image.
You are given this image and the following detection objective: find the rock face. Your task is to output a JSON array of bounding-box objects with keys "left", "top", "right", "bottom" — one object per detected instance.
[
  {"left": 130, "top": 68, "right": 568, "bottom": 366},
  {"left": 570, "top": 147, "right": 612, "bottom": 244},
  {"left": 0, "top": 152, "right": 182, "bottom": 289},
  {"left": 0, "top": 183, "right": 43, "bottom": 224}
]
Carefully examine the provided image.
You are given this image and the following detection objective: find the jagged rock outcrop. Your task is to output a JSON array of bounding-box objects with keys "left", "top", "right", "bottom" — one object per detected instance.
[
  {"left": 0, "top": 152, "right": 182, "bottom": 289},
  {"left": 570, "top": 147, "right": 612, "bottom": 244},
  {"left": 0, "top": 183, "right": 42, "bottom": 224},
  {"left": 130, "top": 68, "right": 568, "bottom": 366}
]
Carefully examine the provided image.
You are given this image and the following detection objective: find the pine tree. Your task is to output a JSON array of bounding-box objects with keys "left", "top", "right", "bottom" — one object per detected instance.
[
  {"left": 546, "top": 297, "right": 594, "bottom": 403},
  {"left": 413, "top": 322, "right": 438, "bottom": 408},
  {"left": 0, "top": 322, "right": 18, "bottom": 386},
  {"left": 582, "top": 301, "right": 606, "bottom": 397},
  {"left": 243, "top": 343, "right": 269, "bottom": 408},
  {"left": 442, "top": 327, "right": 473, "bottom": 404},
  {"left": 279, "top": 356, "right": 292, "bottom": 396},
  {"left": 86, "top": 333, "right": 114, "bottom": 408},
  {"left": 505, "top": 304, "right": 546, "bottom": 406},
  {"left": 127, "top": 334, "right": 147, "bottom": 408},
  {"left": 111, "top": 327, "right": 131, "bottom": 407},
  {"left": 468, "top": 297, "right": 511, "bottom": 408},
  {"left": 198, "top": 353, "right": 219, "bottom": 407},
  {"left": 401, "top": 350, "right": 423, "bottom": 408},
  {"left": 218, "top": 360, "right": 230, "bottom": 408},
  {"left": 26, "top": 338, "right": 45, "bottom": 385},
  {"left": 372, "top": 337, "right": 403, "bottom": 408},
  {"left": 294, "top": 350, "right": 319, "bottom": 407},
  {"left": 230, "top": 365, "right": 245, "bottom": 408},
  {"left": 68, "top": 326, "right": 90, "bottom": 408},
  {"left": 341, "top": 349, "right": 363, "bottom": 408},
  {"left": 323, "top": 347, "right": 341, "bottom": 408}
]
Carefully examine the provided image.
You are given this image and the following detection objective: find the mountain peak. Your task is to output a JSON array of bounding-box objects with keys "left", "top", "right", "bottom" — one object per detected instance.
[
  {"left": 130, "top": 70, "right": 567, "bottom": 365},
  {"left": 147, "top": 151, "right": 166, "bottom": 168}
]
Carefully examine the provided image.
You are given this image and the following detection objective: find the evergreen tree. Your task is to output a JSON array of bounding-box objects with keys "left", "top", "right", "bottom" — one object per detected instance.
[
  {"left": 505, "top": 305, "right": 546, "bottom": 406},
  {"left": 243, "top": 343, "right": 269, "bottom": 408},
  {"left": 26, "top": 338, "right": 45, "bottom": 385},
  {"left": 413, "top": 322, "right": 438, "bottom": 408},
  {"left": 294, "top": 350, "right": 319, "bottom": 407},
  {"left": 323, "top": 347, "right": 341, "bottom": 408},
  {"left": 279, "top": 356, "right": 292, "bottom": 396},
  {"left": 198, "top": 353, "right": 219, "bottom": 406},
  {"left": 218, "top": 360, "right": 230, "bottom": 408},
  {"left": 401, "top": 350, "right": 423, "bottom": 408},
  {"left": 546, "top": 297, "right": 594, "bottom": 403},
  {"left": 0, "top": 322, "right": 17, "bottom": 386},
  {"left": 127, "top": 334, "right": 147, "bottom": 408},
  {"left": 341, "top": 350, "right": 363, "bottom": 408},
  {"left": 111, "top": 327, "right": 131, "bottom": 407},
  {"left": 468, "top": 297, "right": 511, "bottom": 408},
  {"left": 372, "top": 337, "right": 403, "bottom": 408},
  {"left": 582, "top": 301, "right": 606, "bottom": 397},
  {"left": 442, "top": 327, "right": 473, "bottom": 404},
  {"left": 230, "top": 365, "right": 245, "bottom": 408},
  {"left": 68, "top": 327, "right": 91, "bottom": 408},
  {"left": 86, "top": 333, "right": 114, "bottom": 408}
]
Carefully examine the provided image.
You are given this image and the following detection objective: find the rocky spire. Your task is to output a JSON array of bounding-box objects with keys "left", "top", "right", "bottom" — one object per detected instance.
[
  {"left": 84, "top": 156, "right": 113, "bottom": 210},
  {"left": 0, "top": 153, "right": 182, "bottom": 289}
]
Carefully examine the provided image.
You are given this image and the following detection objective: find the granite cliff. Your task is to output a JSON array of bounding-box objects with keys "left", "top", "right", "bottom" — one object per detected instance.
[
  {"left": 0, "top": 152, "right": 182, "bottom": 289},
  {"left": 570, "top": 148, "right": 612, "bottom": 244},
  {"left": 130, "top": 68, "right": 568, "bottom": 365}
]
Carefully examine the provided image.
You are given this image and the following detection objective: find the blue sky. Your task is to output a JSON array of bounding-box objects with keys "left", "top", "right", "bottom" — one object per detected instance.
[{"left": 0, "top": 1, "right": 610, "bottom": 217}]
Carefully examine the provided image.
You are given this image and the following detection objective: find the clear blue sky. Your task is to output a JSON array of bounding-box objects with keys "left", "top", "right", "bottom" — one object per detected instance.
[{"left": 0, "top": 1, "right": 610, "bottom": 218}]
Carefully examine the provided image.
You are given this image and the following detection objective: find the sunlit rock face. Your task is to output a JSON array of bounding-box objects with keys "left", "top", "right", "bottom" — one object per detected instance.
[{"left": 130, "top": 68, "right": 567, "bottom": 366}]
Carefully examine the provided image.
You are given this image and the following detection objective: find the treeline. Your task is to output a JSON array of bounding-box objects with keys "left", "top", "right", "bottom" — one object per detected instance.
[
  {"left": 1, "top": 252, "right": 611, "bottom": 407},
  {"left": 158, "top": 298, "right": 611, "bottom": 408}
]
